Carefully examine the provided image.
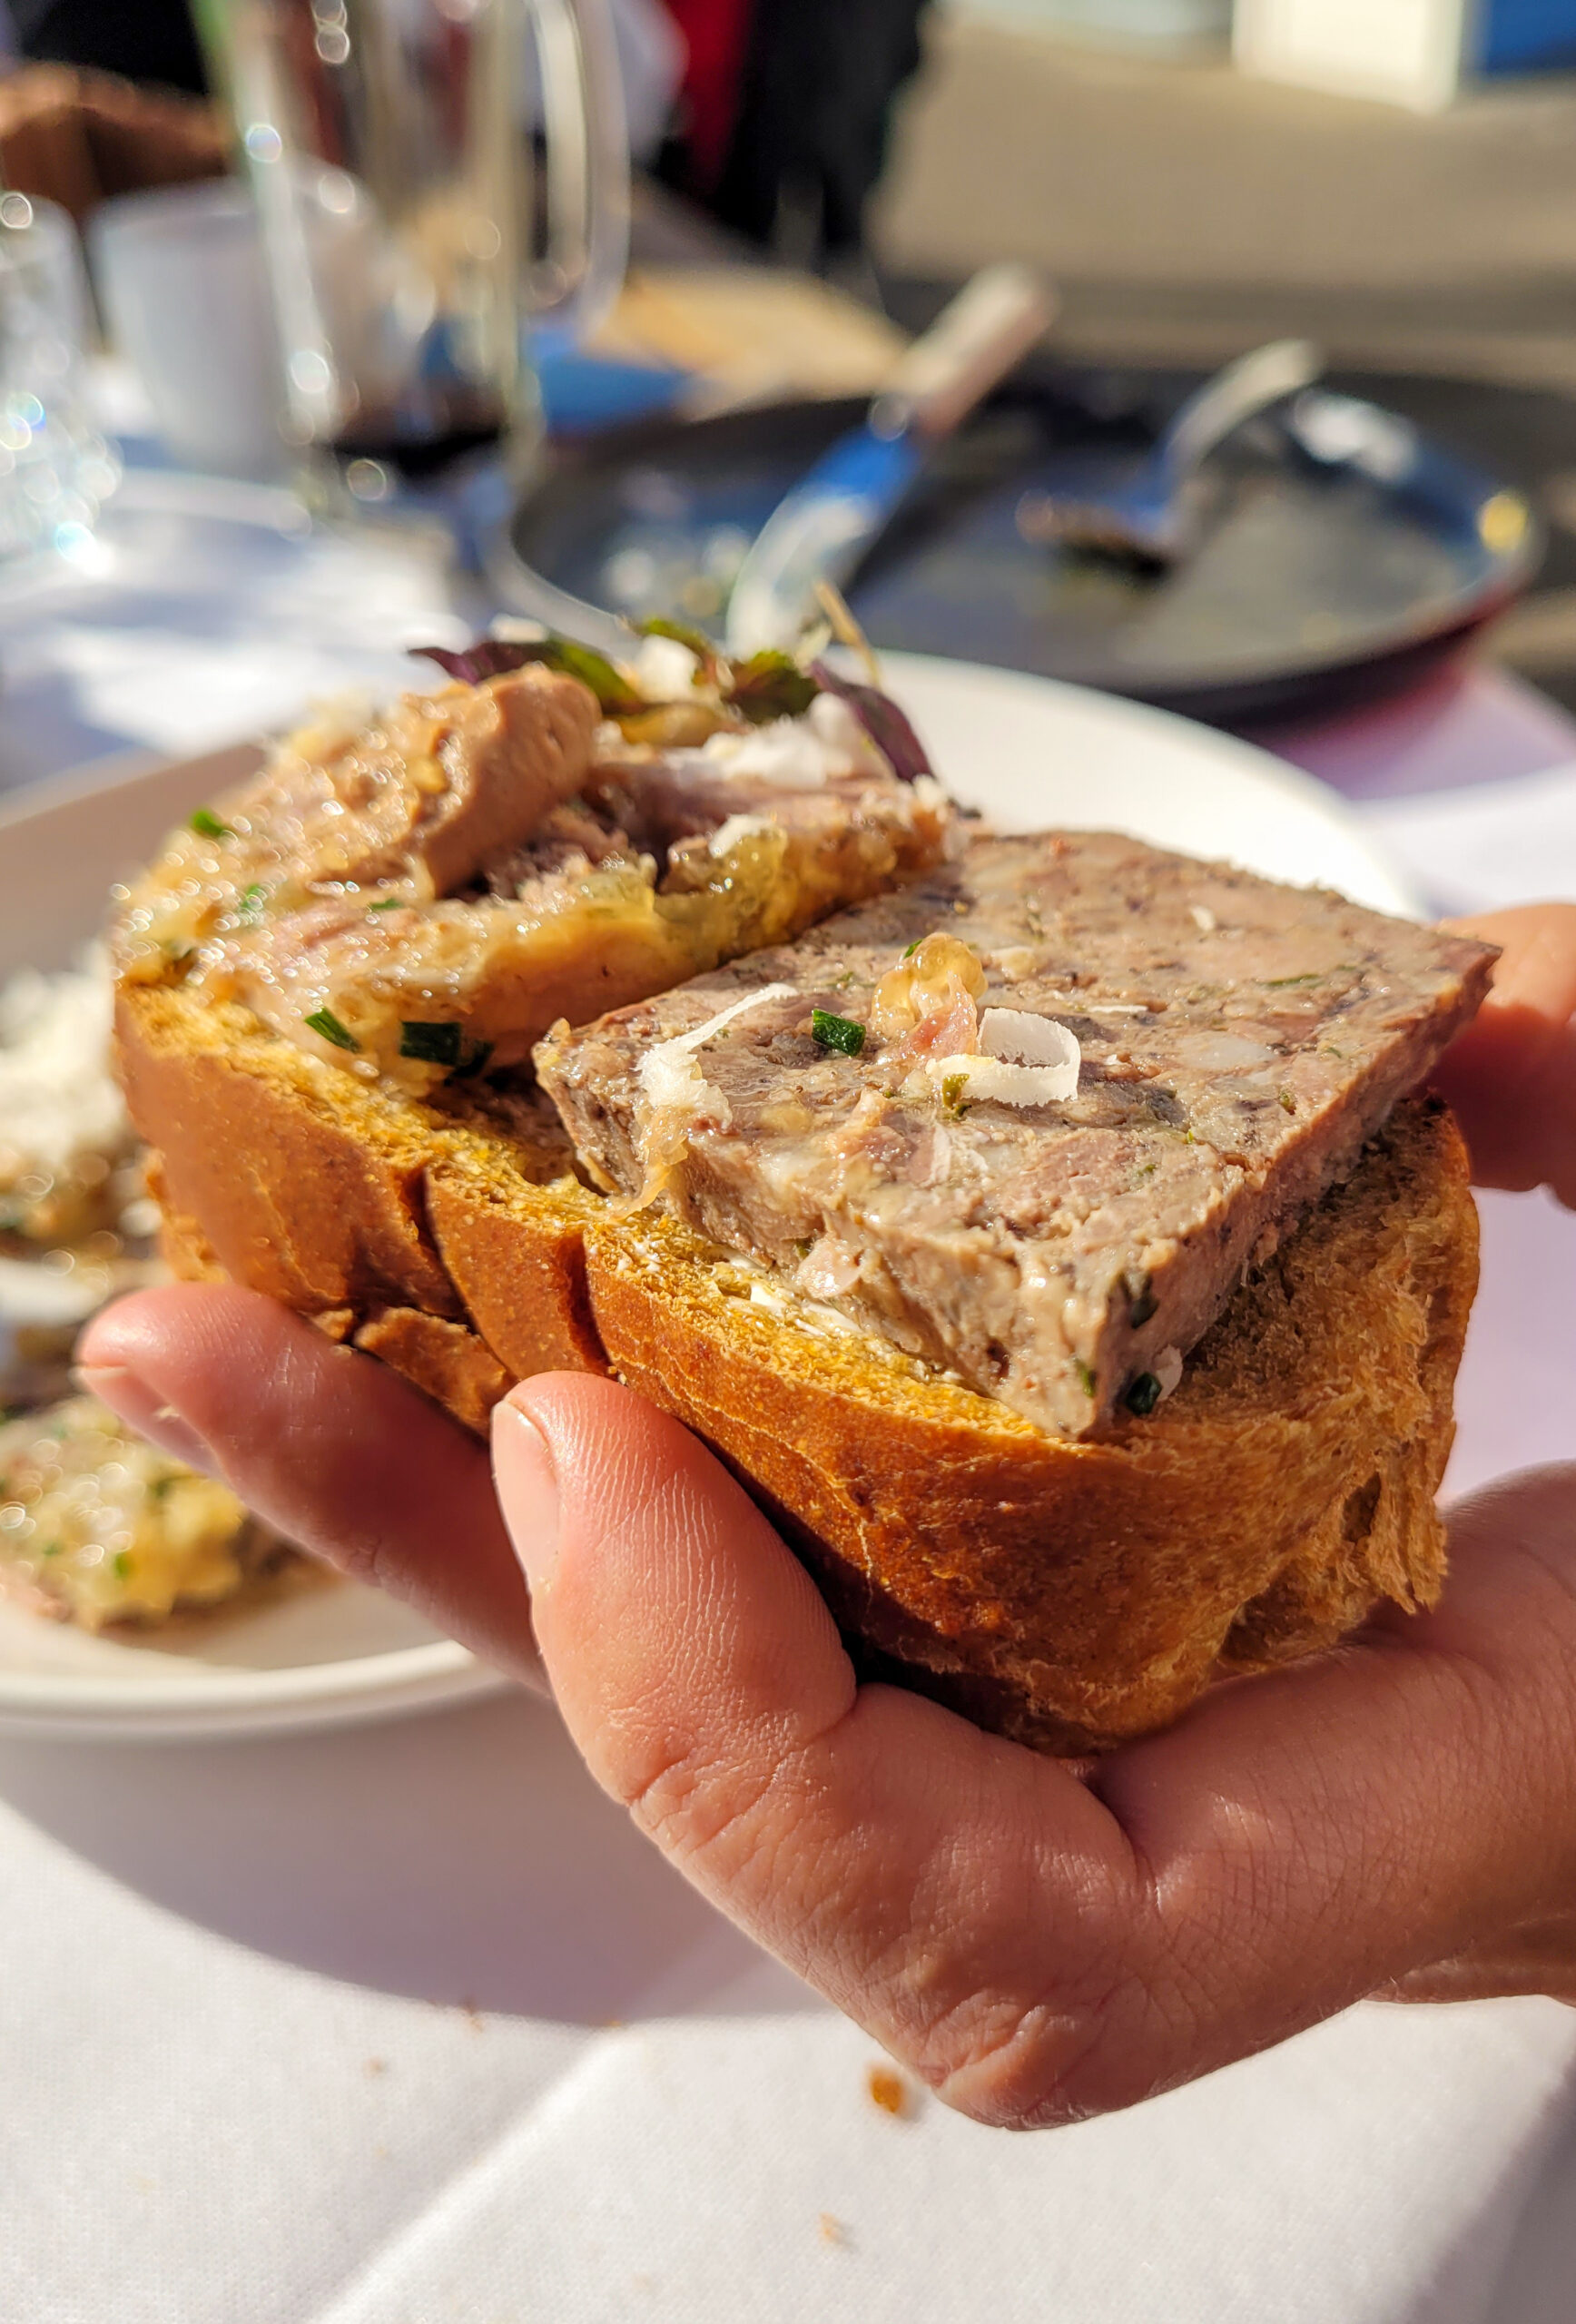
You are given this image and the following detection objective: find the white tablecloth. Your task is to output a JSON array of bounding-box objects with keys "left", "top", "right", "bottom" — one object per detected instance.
[
  {"left": 4, "top": 556, "right": 1576, "bottom": 2319},
  {"left": 4, "top": 1689, "right": 1576, "bottom": 2324}
]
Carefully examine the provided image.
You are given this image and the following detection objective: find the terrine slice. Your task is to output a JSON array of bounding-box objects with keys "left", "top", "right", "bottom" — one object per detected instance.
[{"left": 537, "top": 831, "right": 1496, "bottom": 1438}]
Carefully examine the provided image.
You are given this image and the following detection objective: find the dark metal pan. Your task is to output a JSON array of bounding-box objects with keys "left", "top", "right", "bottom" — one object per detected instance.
[{"left": 495, "top": 366, "right": 1541, "bottom": 726}]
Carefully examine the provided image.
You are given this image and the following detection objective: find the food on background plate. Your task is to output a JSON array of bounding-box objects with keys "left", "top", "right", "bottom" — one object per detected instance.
[
  {"left": 0, "top": 950, "right": 151, "bottom": 1255},
  {"left": 0, "top": 1397, "right": 300, "bottom": 1630},
  {"left": 0, "top": 955, "right": 310, "bottom": 1632},
  {"left": 0, "top": 951, "right": 163, "bottom": 1409},
  {"left": 113, "top": 641, "right": 1496, "bottom": 1750}
]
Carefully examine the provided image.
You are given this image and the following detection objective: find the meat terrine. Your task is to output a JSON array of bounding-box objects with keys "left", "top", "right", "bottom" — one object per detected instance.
[
  {"left": 537, "top": 830, "right": 1496, "bottom": 1438},
  {"left": 112, "top": 651, "right": 952, "bottom": 1095}
]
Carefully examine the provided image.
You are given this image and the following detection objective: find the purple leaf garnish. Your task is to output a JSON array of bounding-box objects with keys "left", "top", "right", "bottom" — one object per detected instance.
[
  {"left": 411, "top": 640, "right": 539, "bottom": 686},
  {"left": 809, "top": 662, "right": 933, "bottom": 783}
]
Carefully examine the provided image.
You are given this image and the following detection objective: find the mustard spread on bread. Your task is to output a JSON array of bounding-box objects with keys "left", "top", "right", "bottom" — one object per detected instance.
[{"left": 113, "top": 635, "right": 952, "bottom": 1095}]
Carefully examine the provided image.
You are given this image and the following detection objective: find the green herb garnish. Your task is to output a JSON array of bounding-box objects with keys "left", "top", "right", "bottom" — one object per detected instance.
[
  {"left": 637, "top": 615, "right": 718, "bottom": 682},
  {"left": 724, "top": 649, "right": 818, "bottom": 726},
  {"left": 1126, "top": 1271, "right": 1157, "bottom": 1327},
  {"left": 1278, "top": 1089, "right": 1296, "bottom": 1114},
  {"left": 411, "top": 635, "right": 642, "bottom": 714},
  {"left": 304, "top": 1008, "right": 358, "bottom": 1051},
  {"left": 940, "top": 1071, "right": 970, "bottom": 1114},
  {"left": 547, "top": 640, "right": 644, "bottom": 715},
  {"left": 399, "top": 1020, "right": 464, "bottom": 1068},
  {"left": 1124, "top": 1372, "right": 1162, "bottom": 1417},
  {"left": 40, "top": 1539, "right": 62, "bottom": 1560},
  {"left": 190, "top": 808, "right": 231, "bottom": 841},
  {"left": 1074, "top": 1359, "right": 1098, "bottom": 1399},
  {"left": 1262, "top": 972, "right": 1323, "bottom": 989},
  {"left": 811, "top": 1009, "right": 865, "bottom": 1058},
  {"left": 399, "top": 1022, "right": 493, "bottom": 1078},
  {"left": 237, "top": 882, "right": 268, "bottom": 923},
  {"left": 367, "top": 895, "right": 406, "bottom": 914},
  {"left": 113, "top": 1551, "right": 133, "bottom": 1581},
  {"left": 901, "top": 940, "right": 921, "bottom": 960},
  {"left": 150, "top": 1475, "right": 177, "bottom": 1501}
]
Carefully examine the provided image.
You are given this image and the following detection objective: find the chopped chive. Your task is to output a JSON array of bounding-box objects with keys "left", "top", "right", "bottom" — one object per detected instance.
[
  {"left": 399, "top": 1020, "right": 463, "bottom": 1068},
  {"left": 1278, "top": 1089, "right": 1296, "bottom": 1114},
  {"left": 367, "top": 896, "right": 406, "bottom": 913},
  {"left": 237, "top": 882, "right": 268, "bottom": 922},
  {"left": 113, "top": 1551, "right": 133, "bottom": 1581},
  {"left": 724, "top": 648, "right": 818, "bottom": 725},
  {"left": 1124, "top": 1372, "right": 1162, "bottom": 1417},
  {"left": 1262, "top": 972, "right": 1322, "bottom": 989},
  {"left": 811, "top": 1008, "right": 865, "bottom": 1058},
  {"left": 190, "top": 808, "right": 231, "bottom": 841},
  {"left": 1074, "top": 1358, "right": 1098, "bottom": 1399},
  {"left": 304, "top": 1008, "right": 358, "bottom": 1051},
  {"left": 637, "top": 615, "right": 716, "bottom": 671},
  {"left": 41, "top": 1539, "right": 62, "bottom": 1559},
  {"left": 1126, "top": 1271, "right": 1157, "bottom": 1327},
  {"left": 940, "top": 1070, "right": 970, "bottom": 1113},
  {"left": 901, "top": 940, "right": 921, "bottom": 960}
]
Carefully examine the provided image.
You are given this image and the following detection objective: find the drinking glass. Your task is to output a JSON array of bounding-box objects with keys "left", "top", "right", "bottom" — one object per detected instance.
[
  {"left": 0, "top": 193, "right": 121, "bottom": 564},
  {"left": 199, "top": 0, "right": 630, "bottom": 496}
]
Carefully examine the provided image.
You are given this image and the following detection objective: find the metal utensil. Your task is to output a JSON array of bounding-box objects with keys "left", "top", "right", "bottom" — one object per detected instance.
[
  {"left": 724, "top": 262, "right": 1055, "bottom": 655},
  {"left": 1017, "top": 337, "right": 1323, "bottom": 566}
]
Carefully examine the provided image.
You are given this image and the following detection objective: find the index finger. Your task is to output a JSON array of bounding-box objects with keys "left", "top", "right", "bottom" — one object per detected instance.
[{"left": 1430, "top": 902, "right": 1576, "bottom": 1204}]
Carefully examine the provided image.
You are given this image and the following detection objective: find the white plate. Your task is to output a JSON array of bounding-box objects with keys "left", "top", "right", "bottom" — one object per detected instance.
[{"left": 0, "top": 654, "right": 1413, "bottom": 1738}]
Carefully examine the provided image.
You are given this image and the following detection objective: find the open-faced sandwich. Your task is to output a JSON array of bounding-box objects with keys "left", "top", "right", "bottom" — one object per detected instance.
[{"left": 112, "top": 631, "right": 1497, "bottom": 1748}]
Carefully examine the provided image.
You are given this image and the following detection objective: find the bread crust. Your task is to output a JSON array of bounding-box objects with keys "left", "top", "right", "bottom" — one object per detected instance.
[{"left": 117, "top": 980, "right": 1475, "bottom": 1752}]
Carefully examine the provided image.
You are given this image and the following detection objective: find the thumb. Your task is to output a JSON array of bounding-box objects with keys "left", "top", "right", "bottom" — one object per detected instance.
[
  {"left": 490, "top": 1372, "right": 858, "bottom": 1797},
  {"left": 488, "top": 1374, "right": 1146, "bottom": 2129}
]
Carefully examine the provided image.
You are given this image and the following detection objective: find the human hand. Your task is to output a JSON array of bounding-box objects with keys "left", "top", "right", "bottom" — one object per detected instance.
[
  {"left": 1431, "top": 901, "right": 1576, "bottom": 1204},
  {"left": 78, "top": 903, "right": 1576, "bottom": 2127}
]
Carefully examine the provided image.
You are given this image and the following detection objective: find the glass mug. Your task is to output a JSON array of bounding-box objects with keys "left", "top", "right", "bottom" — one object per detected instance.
[
  {"left": 200, "top": 0, "right": 629, "bottom": 491},
  {"left": 0, "top": 193, "right": 121, "bottom": 564}
]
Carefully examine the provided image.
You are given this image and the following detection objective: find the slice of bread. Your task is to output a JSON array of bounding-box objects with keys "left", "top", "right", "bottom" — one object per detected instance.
[{"left": 119, "top": 979, "right": 1475, "bottom": 1752}]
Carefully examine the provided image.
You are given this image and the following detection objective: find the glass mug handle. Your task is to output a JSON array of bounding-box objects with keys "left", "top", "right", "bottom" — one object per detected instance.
[{"left": 524, "top": 0, "right": 630, "bottom": 358}]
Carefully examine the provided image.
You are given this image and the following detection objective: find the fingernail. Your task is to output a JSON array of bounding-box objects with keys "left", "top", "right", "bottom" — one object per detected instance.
[
  {"left": 491, "top": 1394, "right": 561, "bottom": 1596},
  {"left": 73, "top": 1364, "right": 218, "bottom": 1477}
]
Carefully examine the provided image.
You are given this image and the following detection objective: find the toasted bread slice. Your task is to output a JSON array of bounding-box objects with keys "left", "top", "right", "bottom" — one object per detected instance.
[{"left": 119, "top": 978, "right": 1474, "bottom": 1751}]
